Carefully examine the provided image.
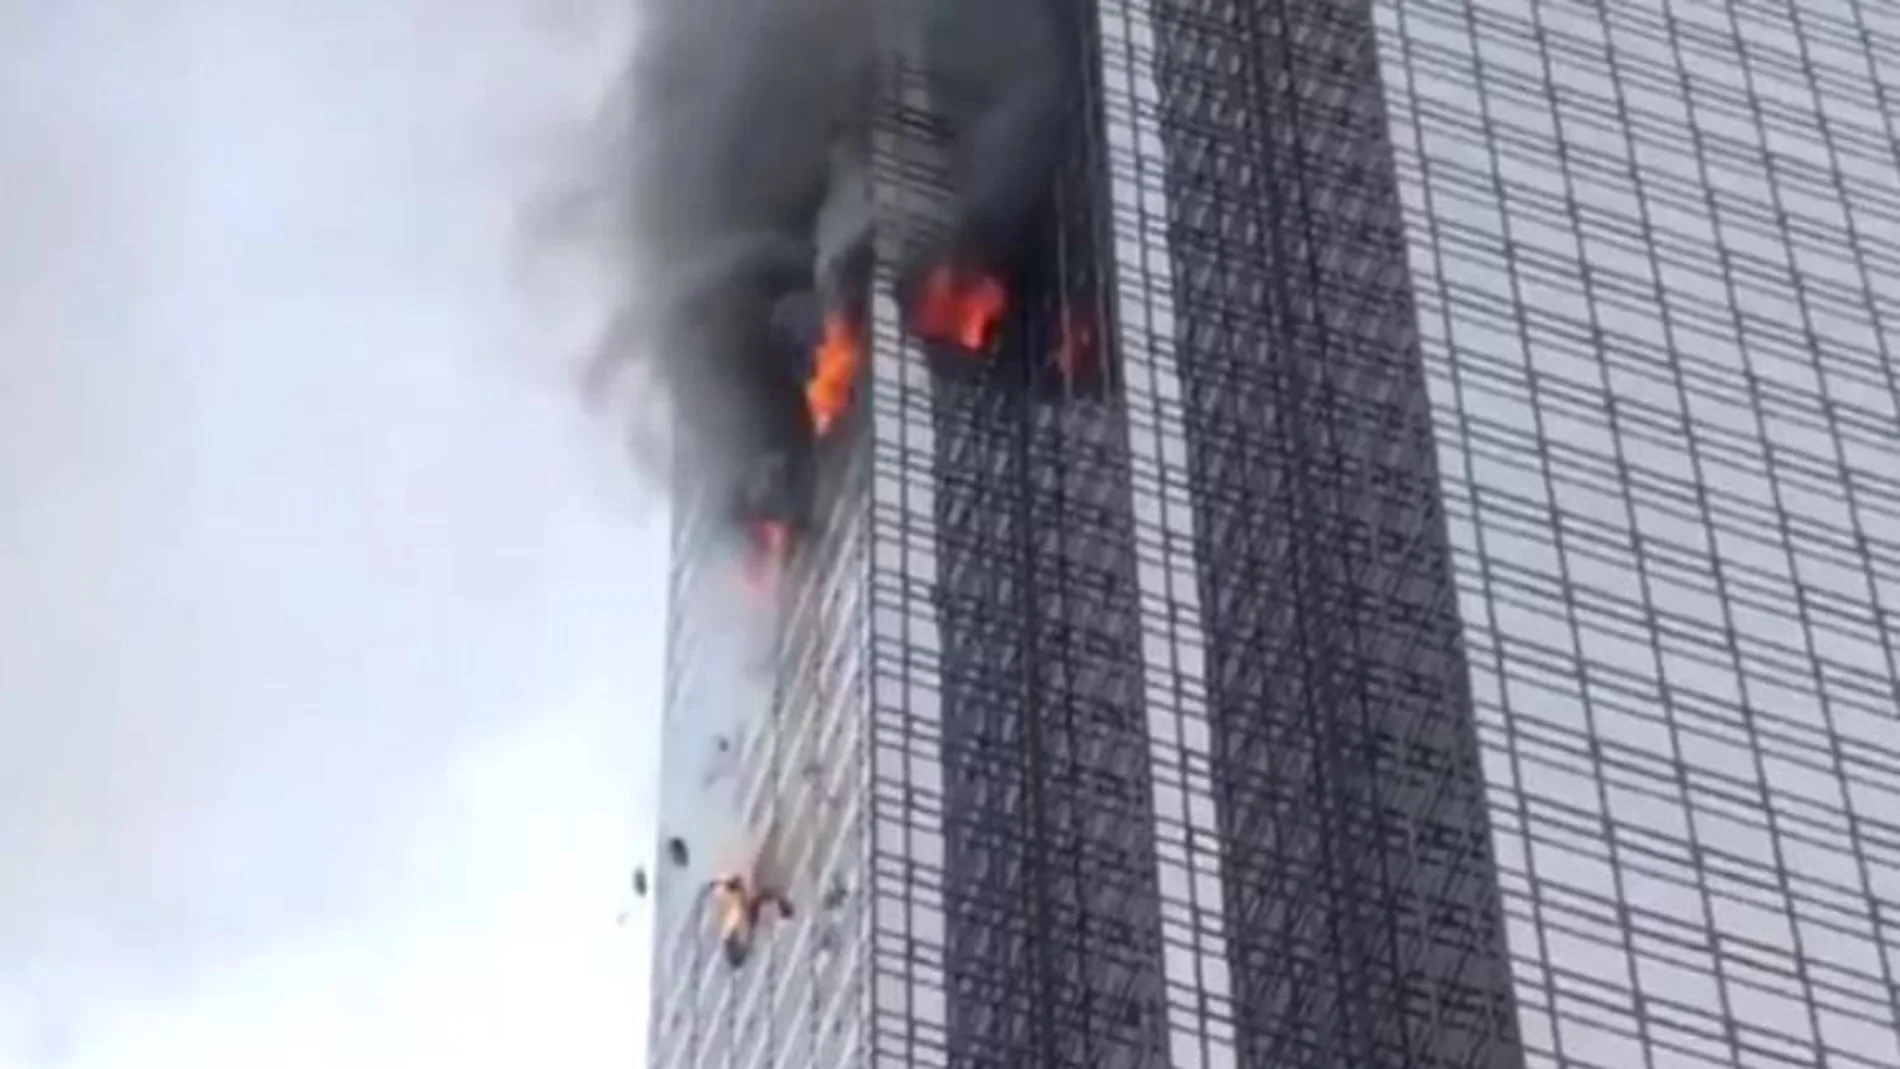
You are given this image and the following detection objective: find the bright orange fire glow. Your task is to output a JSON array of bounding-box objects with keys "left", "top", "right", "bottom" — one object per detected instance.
[
  {"left": 805, "top": 315, "right": 861, "bottom": 437},
  {"left": 913, "top": 265, "right": 1008, "bottom": 355},
  {"left": 742, "top": 519, "right": 792, "bottom": 598},
  {"left": 712, "top": 875, "right": 750, "bottom": 943}
]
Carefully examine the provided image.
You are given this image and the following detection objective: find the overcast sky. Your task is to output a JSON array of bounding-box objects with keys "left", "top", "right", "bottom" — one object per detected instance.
[{"left": 0, "top": 4, "right": 663, "bottom": 1066}]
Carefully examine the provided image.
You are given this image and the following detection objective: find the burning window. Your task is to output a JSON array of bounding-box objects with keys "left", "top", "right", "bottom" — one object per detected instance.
[{"left": 804, "top": 314, "right": 863, "bottom": 438}]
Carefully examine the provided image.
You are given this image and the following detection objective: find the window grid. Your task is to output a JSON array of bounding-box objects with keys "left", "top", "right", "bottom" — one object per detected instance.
[
  {"left": 1100, "top": 2, "right": 1241, "bottom": 1066},
  {"left": 1146, "top": 0, "right": 1526, "bottom": 1065},
  {"left": 863, "top": 26, "right": 1175, "bottom": 1067},
  {"left": 1378, "top": 0, "right": 1900, "bottom": 1065},
  {"left": 648, "top": 428, "right": 875, "bottom": 1069}
]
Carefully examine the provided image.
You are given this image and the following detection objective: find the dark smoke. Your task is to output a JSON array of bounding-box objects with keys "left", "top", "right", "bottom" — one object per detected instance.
[
  {"left": 589, "top": 0, "right": 875, "bottom": 539},
  {"left": 899, "top": 0, "right": 1083, "bottom": 302},
  {"left": 569, "top": 0, "right": 1082, "bottom": 538}
]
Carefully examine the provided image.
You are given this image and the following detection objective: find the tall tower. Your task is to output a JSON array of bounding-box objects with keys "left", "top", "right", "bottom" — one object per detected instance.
[
  {"left": 646, "top": 1, "right": 1900, "bottom": 1068},
  {"left": 647, "top": 0, "right": 1524, "bottom": 1064}
]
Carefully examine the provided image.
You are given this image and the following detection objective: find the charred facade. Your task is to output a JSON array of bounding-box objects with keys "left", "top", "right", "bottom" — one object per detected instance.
[
  {"left": 892, "top": 0, "right": 1111, "bottom": 402},
  {"left": 593, "top": 0, "right": 877, "bottom": 589}
]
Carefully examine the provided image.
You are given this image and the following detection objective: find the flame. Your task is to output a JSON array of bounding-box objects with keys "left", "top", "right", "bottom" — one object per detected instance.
[
  {"left": 712, "top": 875, "right": 749, "bottom": 941},
  {"left": 913, "top": 264, "right": 1008, "bottom": 355},
  {"left": 741, "top": 519, "right": 793, "bottom": 598},
  {"left": 710, "top": 872, "right": 792, "bottom": 967},
  {"left": 711, "top": 874, "right": 753, "bottom": 966},
  {"left": 805, "top": 314, "right": 861, "bottom": 437}
]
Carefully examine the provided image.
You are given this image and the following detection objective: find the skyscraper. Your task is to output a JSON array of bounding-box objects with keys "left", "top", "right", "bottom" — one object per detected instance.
[{"left": 646, "top": 2, "right": 1900, "bottom": 1068}]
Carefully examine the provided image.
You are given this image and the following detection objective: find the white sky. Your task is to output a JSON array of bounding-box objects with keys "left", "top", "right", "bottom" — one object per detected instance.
[{"left": 0, "top": 4, "right": 662, "bottom": 1067}]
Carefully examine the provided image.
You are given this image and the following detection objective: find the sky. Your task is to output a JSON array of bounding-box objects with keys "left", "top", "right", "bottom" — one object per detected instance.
[{"left": 0, "top": 3, "right": 664, "bottom": 1066}]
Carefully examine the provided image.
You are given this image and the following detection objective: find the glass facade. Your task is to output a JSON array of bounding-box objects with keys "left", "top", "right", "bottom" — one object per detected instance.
[
  {"left": 1146, "top": 0, "right": 1527, "bottom": 1063},
  {"left": 648, "top": 1, "right": 1900, "bottom": 1067},
  {"left": 1376, "top": 0, "right": 1900, "bottom": 1066}
]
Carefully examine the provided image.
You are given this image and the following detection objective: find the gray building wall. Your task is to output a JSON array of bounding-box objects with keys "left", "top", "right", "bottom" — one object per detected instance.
[
  {"left": 645, "top": 428, "right": 875, "bottom": 1069},
  {"left": 1375, "top": 0, "right": 1900, "bottom": 1066}
]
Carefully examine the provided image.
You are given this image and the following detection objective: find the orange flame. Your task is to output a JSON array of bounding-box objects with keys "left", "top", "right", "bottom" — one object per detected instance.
[
  {"left": 913, "top": 265, "right": 1007, "bottom": 355},
  {"left": 742, "top": 519, "right": 792, "bottom": 599},
  {"left": 805, "top": 315, "right": 861, "bottom": 438},
  {"left": 712, "top": 875, "right": 750, "bottom": 942}
]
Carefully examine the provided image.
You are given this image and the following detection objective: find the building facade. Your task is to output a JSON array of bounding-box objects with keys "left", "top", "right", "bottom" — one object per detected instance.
[
  {"left": 647, "top": 1, "right": 1900, "bottom": 1068},
  {"left": 1377, "top": 1, "right": 1900, "bottom": 1066}
]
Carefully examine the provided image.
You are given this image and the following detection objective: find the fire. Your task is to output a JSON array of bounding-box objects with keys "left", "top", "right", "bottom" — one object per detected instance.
[
  {"left": 912, "top": 264, "right": 1008, "bottom": 355},
  {"left": 741, "top": 519, "right": 793, "bottom": 598},
  {"left": 711, "top": 874, "right": 750, "bottom": 943},
  {"left": 805, "top": 314, "right": 861, "bottom": 437},
  {"left": 709, "top": 870, "right": 794, "bottom": 969}
]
